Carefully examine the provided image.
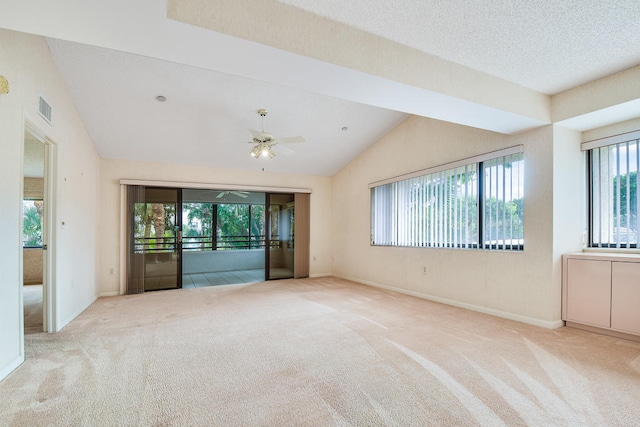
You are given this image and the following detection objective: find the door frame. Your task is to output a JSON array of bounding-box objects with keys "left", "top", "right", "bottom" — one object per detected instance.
[
  {"left": 265, "top": 193, "right": 271, "bottom": 281},
  {"left": 22, "top": 117, "right": 58, "bottom": 334}
]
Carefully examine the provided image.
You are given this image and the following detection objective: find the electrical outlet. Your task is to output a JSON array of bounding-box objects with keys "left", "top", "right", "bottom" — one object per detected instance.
[
  {"left": 108, "top": 267, "right": 115, "bottom": 276},
  {"left": 423, "top": 267, "right": 427, "bottom": 274}
]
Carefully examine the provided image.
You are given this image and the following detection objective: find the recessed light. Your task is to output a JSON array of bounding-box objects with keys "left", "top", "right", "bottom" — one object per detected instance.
[
  {"left": 341, "top": 126, "right": 348, "bottom": 131},
  {"left": 156, "top": 95, "right": 167, "bottom": 102}
]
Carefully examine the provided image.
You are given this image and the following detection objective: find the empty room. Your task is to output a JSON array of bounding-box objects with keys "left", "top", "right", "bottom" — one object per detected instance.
[{"left": 1, "top": 1, "right": 640, "bottom": 425}]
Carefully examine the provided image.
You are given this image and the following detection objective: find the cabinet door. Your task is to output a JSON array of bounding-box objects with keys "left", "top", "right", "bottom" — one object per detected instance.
[
  {"left": 611, "top": 262, "right": 640, "bottom": 335},
  {"left": 566, "top": 259, "right": 611, "bottom": 328}
]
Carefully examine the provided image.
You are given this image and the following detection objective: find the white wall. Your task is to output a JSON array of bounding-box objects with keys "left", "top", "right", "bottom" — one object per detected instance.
[
  {"left": 98, "top": 158, "right": 332, "bottom": 295},
  {"left": 331, "top": 116, "right": 571, "bottom": 327},
  {"left": 183, "top": 250, "right": 264, "bottom": 274},
  {"left": 0, "top": 29, "right": 101, "bottom": 381},
  {"left": 551, "top": 125, "right": 585, "bottom": 321}
]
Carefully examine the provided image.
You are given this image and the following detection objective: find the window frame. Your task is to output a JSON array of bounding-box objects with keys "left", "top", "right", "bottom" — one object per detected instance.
[
  {"left": 584, "top": 130, "right": 640, "bottom": 250},
  {"left": 22, "top": 198, "right": 44, "bottom": 249},
  {"left": 182, "top": 202, "right": 266, "bottom": 251}
]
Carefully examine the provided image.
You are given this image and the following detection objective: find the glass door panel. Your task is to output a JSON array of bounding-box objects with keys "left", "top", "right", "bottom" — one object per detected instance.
[
  {"left": 133, "top": 187, "right": 182, "bottom": 291},
  {"left": 266, "top": 193, "right": 294, "bottom": 280}
]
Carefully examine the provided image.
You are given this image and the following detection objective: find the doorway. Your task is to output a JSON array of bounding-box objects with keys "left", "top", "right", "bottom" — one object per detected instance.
[
  {"left": 21, "top": 122, "right": 56, "bottom": 334},
  {"left": 181, "top": 189, "right": 266, "bottom": 288},
  {"left": 22, "top": 132, "right": 45, "bottom": 333}
]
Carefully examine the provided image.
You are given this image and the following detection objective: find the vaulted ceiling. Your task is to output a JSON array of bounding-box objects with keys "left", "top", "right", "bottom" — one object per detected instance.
[{"left": 1, "top": 0, "right": 639, "bottom": 176}]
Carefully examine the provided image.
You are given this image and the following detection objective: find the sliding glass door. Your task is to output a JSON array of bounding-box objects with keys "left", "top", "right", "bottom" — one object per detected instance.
[
  {"left": 126, "top": 186, "right": 309, "bottom": 292},
  {"left": 266, "top": 193, "right": 295, "bottom": 280},
  {"left": 131, "top": 187, "right": 182, "bottom": 291}
]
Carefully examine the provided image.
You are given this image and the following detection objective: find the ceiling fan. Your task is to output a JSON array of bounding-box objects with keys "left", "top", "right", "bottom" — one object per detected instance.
[
  {"left": 246, "top": 109, "right": 305, "bottom": 159},
  {"left": 217, "top": 191, "right": 249, "bottom": 199}
]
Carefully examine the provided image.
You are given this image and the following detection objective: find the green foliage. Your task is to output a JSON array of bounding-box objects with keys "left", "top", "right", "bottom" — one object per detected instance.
[
  {"left": 183, "top": 203, "right": 213, "bottom": 237},
  {"left": 218, "top": 204, "right": 249, "bottom": 236},
  {"left": 217, "top": 204, "right": 265, "bottom": 249},
  {"left": 133, "top": 203, "right": 176, "bottom": 252},
  {"left": 613, "top": 171, "right": 637, "bottom": 229},
  {"left": 22, "top": 203, "right": 42, "bottom": 247},
  {"left": 484, "top": 197, "right": 524, "bottom": 242},
  {"left": 182, "top": 203, "right": 265, "bottom": 250}
]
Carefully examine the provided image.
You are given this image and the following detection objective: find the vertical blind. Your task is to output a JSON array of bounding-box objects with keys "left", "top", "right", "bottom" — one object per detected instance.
[
  {"left": 584, "top": 131, "right": 640, "bottom": 248},
  {"left": 294, "top": 192, "right": 311, "bottom": 278},
  {"left": 370, "top": 147, "right": 524, "bottom": 250},
  {"left": 126, "top": 185, "right": 146, "bottom": 294}
]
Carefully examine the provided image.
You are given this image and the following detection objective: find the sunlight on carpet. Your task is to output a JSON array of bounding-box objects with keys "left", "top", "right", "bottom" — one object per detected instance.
[{"left": 1, "top": 277, "right": 639, "bottom": 426}]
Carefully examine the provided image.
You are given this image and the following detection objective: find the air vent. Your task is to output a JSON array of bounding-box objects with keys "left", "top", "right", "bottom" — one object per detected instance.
[{"left": 38, "top": 95, "right": 52, "bottom": 124}]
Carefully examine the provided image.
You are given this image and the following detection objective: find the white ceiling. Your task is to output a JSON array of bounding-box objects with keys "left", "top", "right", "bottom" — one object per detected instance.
[
  {"left": 275, "top": 0, "right": 640, "bottom": 95},
  {"left": 46, "top": 38, "right": 407, "bottom": 176},
  {"left": 2, "top": 0, "right": 639, "bottom": 176}
]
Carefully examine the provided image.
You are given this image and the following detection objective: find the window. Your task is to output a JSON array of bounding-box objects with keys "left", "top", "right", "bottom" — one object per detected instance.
[
  {"left": 370, "top": 147, "right": 524, "bottom": 250},
  {"left": 23, "top": 199, "right": 43, "bottom": 247},
  {"left": 182, "top": 203, "right": 265, "bottom": 250},
  {"left": 586, "top": 130, "right": 640, "bottom": 249}
]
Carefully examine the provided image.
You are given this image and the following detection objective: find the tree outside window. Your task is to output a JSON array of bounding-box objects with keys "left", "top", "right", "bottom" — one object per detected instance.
[{"left": 23, "top": 200, "right": 43, "bottom": 247}]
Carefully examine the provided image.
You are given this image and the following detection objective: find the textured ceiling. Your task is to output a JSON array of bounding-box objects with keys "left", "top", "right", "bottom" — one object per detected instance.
[
  {"left": 274, "top": 0, "right": 640, "bottom": 94},
  {"left": 2, "top": 0, "right": 639, "bottom": 178}
]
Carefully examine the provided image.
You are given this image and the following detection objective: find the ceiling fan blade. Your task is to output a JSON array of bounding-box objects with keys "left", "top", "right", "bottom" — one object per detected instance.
[
  {"left": 231, "top": 191, "right": 249, "bottom": 198},
  {"left": 248, "top": 128, "right": 264, "bottom": 141},
  {"left": 273, "top": 136, "right": 305, "bottom": 144},
  {"left": 216, "top": 192, "right": 225, "bottom": 198},
  {"left": 273, "top": 144, "right": 295, "bottom": 156}
]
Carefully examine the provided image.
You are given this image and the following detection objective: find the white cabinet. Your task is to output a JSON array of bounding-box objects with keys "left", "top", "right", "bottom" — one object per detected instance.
[
  {"left": 563, "top": 253, "right": 640, "bottom": 340},
  {"left": 611, "top": 262, "right": 640, "bottom": 335},
  {"left": 565, "top": 259, "right": 611, "bottom": 328}
]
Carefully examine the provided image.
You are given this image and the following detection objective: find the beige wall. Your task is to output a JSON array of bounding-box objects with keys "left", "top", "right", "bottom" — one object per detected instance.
[
  {"left": 98, "top": 158, "right": 333, "bottom": 295},
  {"left": 552, "top": 65, "right": 640, "bottom": 123},
  {"left": 581, "top": 117, "right": 640, "bottom": 142},
  {"left": 23, "top": 177, "right": 43, "bottom": 199},
  {"left": 0, "top": 29, "right": 101, "bottom": 380},
  {"left": 331, "top": 116, "right": 579, "bottom": 327},
  {"left": 23, "top": 248, "right": 43, "bottom": 285}
]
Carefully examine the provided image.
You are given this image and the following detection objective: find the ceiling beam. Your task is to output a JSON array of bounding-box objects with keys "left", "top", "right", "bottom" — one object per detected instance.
[{"left": 1, "top": 0, "right": 552, "bottom": 134}]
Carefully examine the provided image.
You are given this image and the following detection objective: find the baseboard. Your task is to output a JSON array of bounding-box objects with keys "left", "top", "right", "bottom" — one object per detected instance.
[
  {"left": 0, "top": 355, "right": 24, "bottom": 383},
  {"left": 58, "top": 294, "right": 99, "bottom": 331},
  {"left": 565, "top": 321, "right": 640, "bottom": 343},
  {"left": 99, "top": 291, "right": 119, "bottom": 297},
  {"left": 309, "top": 273, "right": 331, "bottom": 278},
  {"left": 337, "top": 275, "right": 564, "bottom": 330}
]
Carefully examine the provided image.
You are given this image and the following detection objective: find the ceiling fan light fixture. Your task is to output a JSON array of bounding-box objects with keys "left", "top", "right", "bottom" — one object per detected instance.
[
  {"left": 244, "top": 109, "right": 302, "bottom": 160},
  {"left": 250, "top": 142, "right": 276, "bottom": 159}
]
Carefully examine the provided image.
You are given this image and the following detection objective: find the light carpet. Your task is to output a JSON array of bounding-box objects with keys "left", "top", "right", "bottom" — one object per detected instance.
[
  {"left": 23, "top": 284, "right": 43, "bottom": 335},
  {"left": 2, "top": 277, "right": 640, "bottom": 426}
]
